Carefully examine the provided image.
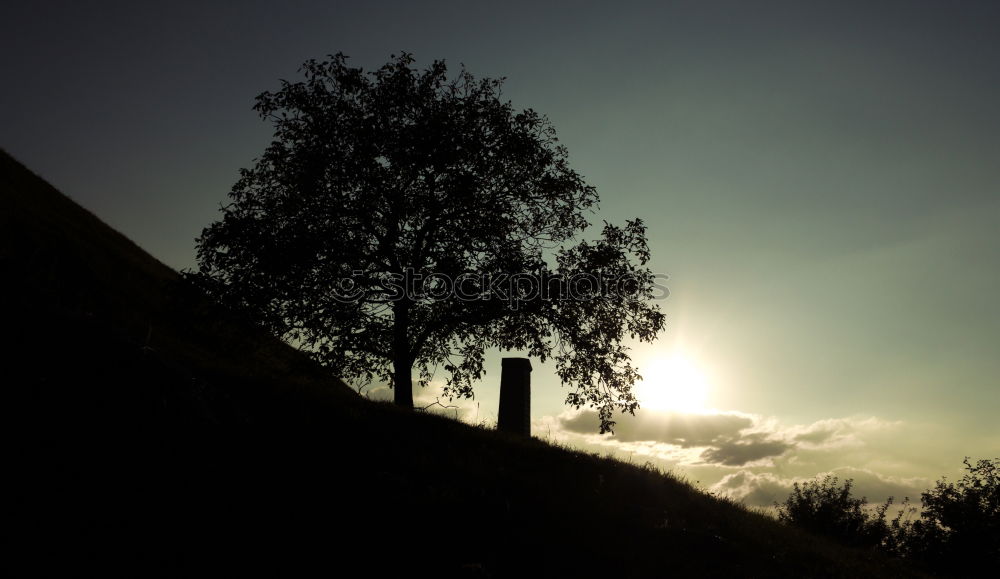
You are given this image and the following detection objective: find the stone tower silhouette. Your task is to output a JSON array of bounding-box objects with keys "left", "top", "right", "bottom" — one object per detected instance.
[{"left": 497, "top": 357, "right": 531, "bottom": 436}]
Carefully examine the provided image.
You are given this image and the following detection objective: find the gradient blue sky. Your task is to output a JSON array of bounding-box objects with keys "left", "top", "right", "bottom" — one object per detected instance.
[{"left": 3, "top": 0, "right": 997, "bottom": 502}]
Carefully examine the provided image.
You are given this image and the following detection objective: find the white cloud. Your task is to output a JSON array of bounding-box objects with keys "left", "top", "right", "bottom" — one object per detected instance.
[
  {"left": 710, "top": 467, "right": 931, "bottom": 507},
  {"left": 554, "top": 408, "right": 797, "bottom": 467},
  {"left": 370, "top": 386, "right": 931, "bottom": 511},
  {"left": 700, "top": 433, "right": 793, "bottom": 467},
  {"left": 559, "top": 408, "right": 754, "bottom": 446},
  {"left": 785, "top": 416, "right": 901, "bottom": 450},
  {"left": 533, "top": 406, "right": 931, "bottom": 509},
  {"left": 548, "top": 409, "right": 908, "bottom": 468},
  {"left": 709, "top": 471, "right": 795, "bottom": 506}
]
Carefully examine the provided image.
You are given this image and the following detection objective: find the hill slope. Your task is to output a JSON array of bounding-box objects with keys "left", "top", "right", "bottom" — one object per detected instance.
[{"left": 0, "top": 150, "right": 924, "bottom": 577}]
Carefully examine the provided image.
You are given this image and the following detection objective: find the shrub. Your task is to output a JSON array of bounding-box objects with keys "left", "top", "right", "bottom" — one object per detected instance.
[
  {"left": 778, "top": 458, "right": 1000, "bottom": 575},
  {"left": 898, "top": 457, "right": 1000, "bottom": 573},
  {"left": 775, "top": 475, "right": 889, "bottom": 549}
]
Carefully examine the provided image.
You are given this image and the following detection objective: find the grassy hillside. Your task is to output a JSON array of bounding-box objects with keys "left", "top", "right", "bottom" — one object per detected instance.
[{"left": 0, "top": 149, "right": 926, "bottom": 577}]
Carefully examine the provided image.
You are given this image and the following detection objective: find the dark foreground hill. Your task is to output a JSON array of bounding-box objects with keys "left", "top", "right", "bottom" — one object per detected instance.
[{"left": 0, "top": 150, "right": 925, "bottom": 577}]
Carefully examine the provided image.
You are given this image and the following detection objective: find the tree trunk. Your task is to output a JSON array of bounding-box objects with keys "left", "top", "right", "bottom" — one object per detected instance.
[
  {"left": 392, "top": 300, "right": 413, "bottom": 408},
  {"left": 393, "top": 356, "right": 413, "bottom": 408}
]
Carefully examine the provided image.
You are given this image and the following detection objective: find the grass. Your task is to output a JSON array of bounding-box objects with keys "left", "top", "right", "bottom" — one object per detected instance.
[{"left": 1, "top": 148, "right": 928, "bottom": 577}]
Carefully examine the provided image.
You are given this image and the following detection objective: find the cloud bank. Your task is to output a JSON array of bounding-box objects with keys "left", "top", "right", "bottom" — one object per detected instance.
[
  {"left": 557, "top": 408, "right": 797, "bottom": 467},
  {"left": 551, "top": 408, "right": 901, "bottom": 468},
  {"left": 363, "top": 382, "right": 929, "bottom": 509},
  {"left": 710, "top": 467, "right": 929, "bottom": 507},
  {"left": 533, "top": 406, "right": 925, "bottom": 507}
]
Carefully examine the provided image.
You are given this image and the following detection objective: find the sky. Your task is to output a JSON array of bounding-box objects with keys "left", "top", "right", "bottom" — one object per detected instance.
[{"left": 3, "top": 0, "right": 998, "bottom": 506}]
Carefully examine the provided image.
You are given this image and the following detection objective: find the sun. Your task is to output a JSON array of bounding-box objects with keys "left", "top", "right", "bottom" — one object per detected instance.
[{"left": 635, "top": 355, "right": 710, "bottom": 413}]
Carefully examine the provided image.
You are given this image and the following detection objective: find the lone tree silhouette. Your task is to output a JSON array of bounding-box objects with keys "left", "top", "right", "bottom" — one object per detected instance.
[{"left": 194, "top": 53, "right": 665, "bottom": 432}]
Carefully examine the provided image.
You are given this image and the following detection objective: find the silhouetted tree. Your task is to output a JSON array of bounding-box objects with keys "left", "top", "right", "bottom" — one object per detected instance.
[
  {"left": 899, "top": 457, "right": 1000, "bottom": 573},
  {"left": 775, "top": 476, "right": 890, "bottom": 549},
  {"left": 193, "top": 53, "right": 665, "bottom": 432},
  {"left": 777, "top": 459, "right": 1000, "bottom": 574}
]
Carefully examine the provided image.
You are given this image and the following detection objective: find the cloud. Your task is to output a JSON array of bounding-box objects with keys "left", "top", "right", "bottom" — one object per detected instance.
[
  {"left": 545, "top": 408, "right": 909, "bottom": 470},
  {"left": 700, "top": 433, "right": 793, "bottom": 466},
  {"left": 557, "top": 409, "right": 793, "bottom": 466},
  {"left": 788, "top": 416, "right": 899, "bottom": 450},
  {"left": 543, "top": 408, "right": 930, "bottom": 512},
  {"left": 710, "top": 467, "right": 930, "bottom": 507},
  {"left": 710, "top": 471, "right": 795, "bottom": 506},
  {"left": 560, "top": 409, "right": 753, "bottom": 446}
]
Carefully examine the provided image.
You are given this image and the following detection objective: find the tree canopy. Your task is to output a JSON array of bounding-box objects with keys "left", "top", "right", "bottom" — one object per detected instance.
[{"left": 193, "top": 53, "right": 665, "bottom": 432}]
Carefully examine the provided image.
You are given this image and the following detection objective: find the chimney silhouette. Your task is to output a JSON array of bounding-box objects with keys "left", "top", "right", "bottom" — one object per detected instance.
[{"left": 498, "top": 357, "right": 531, "bottom": 436}]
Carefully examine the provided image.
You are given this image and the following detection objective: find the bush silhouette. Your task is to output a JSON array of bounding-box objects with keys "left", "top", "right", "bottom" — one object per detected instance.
[
  {"left": 775, "top": 476, "right": 890, "bottom": 549},
  {"left": 897, "top": 457, "right": 1000, "bottom": 573},
  {"left": 778, "top": 458, "right": 1000, "bottom": 574}
]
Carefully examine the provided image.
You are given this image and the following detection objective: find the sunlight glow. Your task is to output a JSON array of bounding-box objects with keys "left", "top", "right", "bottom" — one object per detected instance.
[{"left": 636, "top": 355, "right": 710, "bottom": 413}]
